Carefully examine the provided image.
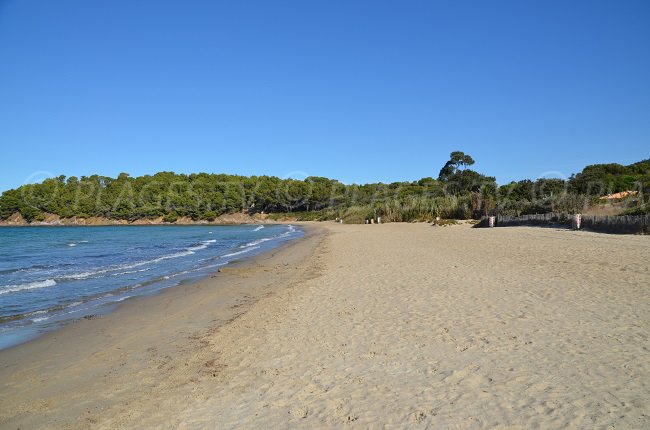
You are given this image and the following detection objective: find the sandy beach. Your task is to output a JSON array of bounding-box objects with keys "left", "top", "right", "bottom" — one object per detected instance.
[{"left": 1, "top": 222, "right": 649, "bottom": 429}]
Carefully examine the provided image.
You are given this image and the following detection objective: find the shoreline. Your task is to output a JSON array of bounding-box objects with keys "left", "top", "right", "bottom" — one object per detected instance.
[
  {"left": 0, "top": 211, "right": 298, "bottom": 227},
  {"left": 0, "top": 223, "right": 327, "bottom": 428},
  {"left": 0, "top": 223, "right": 304, "bottom": 351},
  {"left": 0, "top": 221, "right": 291, "bottom": 227}
]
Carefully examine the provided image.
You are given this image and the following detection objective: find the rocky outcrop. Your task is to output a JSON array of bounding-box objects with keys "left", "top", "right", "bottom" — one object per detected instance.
[
  {"left": 2, "top": 212, "right": 28, "bottom": 225},
  {"left": 130, "top": 217, "right": 165, "bottom": 225},
  {"left": 0, "top": 212, "right": 288, "bottom": 227}
]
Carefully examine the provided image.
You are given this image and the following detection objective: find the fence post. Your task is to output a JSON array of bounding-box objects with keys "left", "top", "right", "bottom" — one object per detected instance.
[{"left": 572, "top": 214, "right": 582, "bottom": 230}]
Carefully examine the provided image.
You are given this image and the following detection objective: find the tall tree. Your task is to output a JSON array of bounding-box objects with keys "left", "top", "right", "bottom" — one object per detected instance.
[{"left": 438, "top": 151, "right": 475, "bottom": 181}]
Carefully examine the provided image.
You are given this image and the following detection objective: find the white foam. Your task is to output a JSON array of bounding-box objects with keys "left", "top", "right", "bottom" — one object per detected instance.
[
  {"left": 238, "top": 225, "right": 298, "bottom": 249},
  {"left": 63, "top": 249, "right": 197, "bottom": 281},
  {"left": 135, "top": 250, "right": 194, "bottom": 264},
  {"left": 188, "top": 239, "right": 217, "bottom": 251},
  {"left": 0, "top": 279, "right": 57, "bottom": 295},
  {"left": 110, "top": 268, "right": 151, "bottom": 277},
  {"left": 64, "top": 269, "right": 107, "bottom": 280},
  {"left": 32, "top": 316, "right": 49, "bottom": 323},
  {"left": 240, "top": 237, "right": 274, "bottom": 248},
  {"left": 221, "top": 246, "right": 261, "bottom": 258},
  {"left": 187, "top": 244, "right": 208, "bottom": 252},
  {"left": 253, "top": 225, "right": 265, "bottom": 231},
  {"left": 68, "top": 243, "right": 77, "bottom": 247},
  {"left": 165, "top": 269, "right": 191, "bottom": 279}
]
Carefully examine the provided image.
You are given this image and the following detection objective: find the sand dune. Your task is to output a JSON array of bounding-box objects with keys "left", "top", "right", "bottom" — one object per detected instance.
[{"left": 1, "top": 223, "right": 649, "bottom": 429}]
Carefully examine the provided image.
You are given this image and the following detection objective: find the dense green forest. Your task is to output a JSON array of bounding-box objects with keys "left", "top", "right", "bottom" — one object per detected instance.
[{"left": 1, "top": 153, "right": 648, "bottom": 223}]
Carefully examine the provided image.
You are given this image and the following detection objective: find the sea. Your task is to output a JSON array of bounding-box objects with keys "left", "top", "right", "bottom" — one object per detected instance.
[{"left": 0, "top": 224, "right": 302, "bottom": 350}]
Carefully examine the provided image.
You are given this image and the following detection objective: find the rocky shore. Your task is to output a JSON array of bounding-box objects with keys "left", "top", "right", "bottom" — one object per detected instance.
[{"left": 0, "top": 212, "right": 294, "bottom": 226}]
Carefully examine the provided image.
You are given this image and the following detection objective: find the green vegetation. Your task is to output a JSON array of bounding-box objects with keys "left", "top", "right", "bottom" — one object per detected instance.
[
  {"left": 497, "top": 159, "right": 650, "bottom": 216},
  {"left": 1, "top": 155, "right": 648, "bottom": 223},
  {"left": 623, "top": 203, "right": 650, "bottom": 216}
]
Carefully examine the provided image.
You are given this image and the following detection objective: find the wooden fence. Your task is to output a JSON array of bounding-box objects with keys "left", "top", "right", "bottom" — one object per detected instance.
[
  {"left": 479, "top": 213, "right": 650, "bottom": 234},
  {"left": 580, "top": 214, "right": 650, "bottom": 234}
]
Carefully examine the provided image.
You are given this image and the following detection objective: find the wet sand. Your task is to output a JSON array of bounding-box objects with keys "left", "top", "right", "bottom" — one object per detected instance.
[{"left": 1, "top": 223, "right": 649, "bottom": 429}]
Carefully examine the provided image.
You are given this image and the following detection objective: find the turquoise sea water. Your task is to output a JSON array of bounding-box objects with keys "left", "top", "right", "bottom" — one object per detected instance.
[{"left": 0, "top": 224, "right": 301, "bottom": 349}]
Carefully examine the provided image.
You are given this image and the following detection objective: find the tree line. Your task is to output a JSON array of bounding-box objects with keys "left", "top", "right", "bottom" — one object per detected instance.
[{"left": 1, "top": 153, "right": 648, "bottom": 223}]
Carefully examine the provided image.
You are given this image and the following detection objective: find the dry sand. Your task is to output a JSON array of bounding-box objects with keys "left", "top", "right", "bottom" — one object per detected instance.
[{"left": 1, "top": 223, "right": 649, "bottom": 429}]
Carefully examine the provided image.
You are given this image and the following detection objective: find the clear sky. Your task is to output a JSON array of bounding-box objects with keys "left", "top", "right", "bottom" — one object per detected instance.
[{"left": 0, "top": 0, "right": 648, "bottom": 192}]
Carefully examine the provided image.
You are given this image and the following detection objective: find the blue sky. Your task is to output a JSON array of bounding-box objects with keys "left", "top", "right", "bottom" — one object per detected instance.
[{"left": 0, "top": 0, "right": 648, "bottom": 192}]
